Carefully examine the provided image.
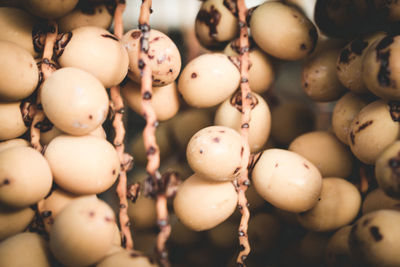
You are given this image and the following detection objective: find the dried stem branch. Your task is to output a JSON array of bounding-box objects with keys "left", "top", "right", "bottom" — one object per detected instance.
[
  {"left": 236, "top": 0, "right": 252, "bottom": 266},
  {"left": 30, "top": 21, "right": 58, "bottom": 152},
  {"left": 111, "top": 0, "right": 135, "bottom": 250},
  {"left": 138, "top": 1, "right": 171, "bottom": 266}
]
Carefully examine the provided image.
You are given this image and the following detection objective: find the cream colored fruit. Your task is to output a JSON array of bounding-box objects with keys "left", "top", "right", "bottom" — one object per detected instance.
[
  {"left": 0, "top": 102, "right": 28, "bottom": 141},
  {"left": 0, "top": 7, "right": 38, "bottom": 56},
  {"left": 0, "top": 204, "right": 35, "bottom": 241},
  {"left": 186, "top": 126, "right": 243, "bottom": 181},
  {"left": 121, "top": 80, "right": 179, "bottom": 121},
  {"left": 0, "top": 41, "right": 38, "bottom": 101},
  {"left": 297, "top": 178, "right": 361, "bottom": 232},
  {"left": 362, "top": 188, "right": 400, "bottom": 214},
  {"left": 41, "top": 67, "right": 109, "bottom": 136},
  {"left": 122, "top": 29, "right": 181, "bottom": 87},
  {"left": 173, "top": 173, "right": 238, "bottom": 231},
  {"left": 348, "top": 100, "right": 400, "bottom": 165},
  {"left": 38, "top": 189, "right": 97, "bottom": 232},
  {"left": 0, "top": 138, "right": 30, "bottom": 153},
  {"left": 252, "top": 149, "right": 322, "bottom": 212},
  {"left": 58, "top": 26, "right": 129, "bottom": 88},
  {"left": 23, "top": 0, "right": 79, "bottom": 19},
  {"left": 97, "top": 251, "right": 158, "bottom": 267},
  {"left": 44, "top": 135, "right": 120, "bottom": 195},
  {"left": 250, "top": 1, "right": 318, "bottom": 60},
  {"left": 215, "top": 92, "right": 271, "bottom": 152},
  {"left": 58, "top": 3, "right": 113, "bottom": 32},
  {"left": 289, "top": 131, "right": 354, "bottom": 178},
  {"left": 50, "top": 198, "right": 116, "bottom": 267},
  {"left": 0, "top": 146, "right": 52, "bottom": 208},
  {"left": 332, "top": 92, "right": 370, "bottom": 145},
  {"left": 128, "top": 196, "right": 157, "bottom": 229},
  {"left": 0, "top": 232, "right": 51, "bottom": 267},
  {"left": 178, "top": 53, "right": 240, "bottom": 108}
]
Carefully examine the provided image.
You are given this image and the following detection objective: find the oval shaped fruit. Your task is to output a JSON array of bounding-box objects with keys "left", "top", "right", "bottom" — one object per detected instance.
[
  {"left": 250, "top": 1, "right": 318, "bottom": 60},
  {"left": 178, "top": 53, "right": 240, "bottom": 108},
  {"left": 214, "top": 91, "right": 271, "bottom": 153},
  {"left": 127, "top": 196, "right": 157, "bottom": 230},
  {"left": 44, "top": 135, "right": 119, "bottom": 195},
  {"left": 0, "top": 41, "right": 38, "bottom": 101},
  {"left": 122, "top": 29, "right": 181, "bottom": 87},
  {"left": 332, "top": 92, "right": 371, "bottom": 145},
  {"left": 22, "top": 0, "right": 79, "bottom": 19},
  {"left": 348, "top": 100, "right": 400, "bottom": 165},
  {"left": 50, "top": 198, "right": 116, "bottom": 267},
  {"left": 195, "top": 0, "right": 238, "bottom": 50},
  {"left": 0, "top": 232, "right": 51, "bottom": 267},
  {"left": 252, "top": 149, "right": 322, "bottom": 212},
  {"left": 375, "top": 141, "right": 400, "bottom": 199},
  {"left": 57, "top": 26, "right": 129, "bottom": 88},
  {"left": 0, "top": 205, "right": 35, "bottom": 241},
  {"left": 0, "top": 146, "right": 52, "bottom": 208},
  {"left": 121, "top": 79, "right": 179, "bottom": 121},
  {"left": 289, "top": 131, "right": 354, "bottom": 178},
  {"left": 186, "top": 126, "right": 243, "bottom": 181},
  {"left": 0, "top": 102, "right": 28, "bottom": 141},
  {"left": 297, "top": 178, "right": 361, "bottom": 232},
  {"left": 173, "top": 173, "right": 238, "bottom": 231},
  {"left": 349, "top": 210, "right": 400, "bottom": 267},
  {"left": 41, "top": 67, "right": 109, "bottom": 136}
]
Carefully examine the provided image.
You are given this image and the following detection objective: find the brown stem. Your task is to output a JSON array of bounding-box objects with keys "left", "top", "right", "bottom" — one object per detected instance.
[
  {"left": 111, "top": 0, "right": 135, "bottom": 250},
  {"left": 236, "top": 0, "right": 252, "bottom": 266},
  {"left": 30, "top": 21, "right": 58, "bottom": 152},
  {"left": 138, "top": 1, "right": 171, "bottom": 266}
]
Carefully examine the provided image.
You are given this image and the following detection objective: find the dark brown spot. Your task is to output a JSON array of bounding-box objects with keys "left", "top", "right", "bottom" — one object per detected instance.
[
  {"left": 196, "top": 5, "right": 222, "bottom": 39},
  {"left": 223, "top": 0, "right": 238, "bottom": 17},
  {"left": 363, "top": 218, "right": 371, "bottom": 226},
  {"left": 304, "top": 163, "right": 310, "bottom": 169},
  {"left": 101, "top": 34, "right": 118, "bottom": 41},
  {"left": 112, "top": 169, "right": 116, "bottom": 175},
  {"left": 41, "top": 210, "right": 52, "bottom": 218},
  {"left": 138, "top": 59, "right": 145, "bottom": 69},
  {"left": 89, "top": 211, "right": 95, "bottom": 217},
  {"left": 350, "top": 39, "right": 368, "bottom": 55},
  {"left": 350, "top": 131, "right": 355, "bottom": 145},
  {"left": 148, "top": 54, "right": 154, "bottom": 59},
  {"left": 143, "top": 91, "right": 152, "bottom": 100},
  {"left": 355, "top": 120, "right": 373, "bottom": 133},
  {"left": 239, "top": 244, "right": 245, "bottom": 251},
  {"left": 131, "top": 31, "right": 141, "bottom": 39},
  {"left": 339, "top": 48, "right": 351, "bottom": 64},
  {"left": 376, "top": 50, "right": 391, "bottom": 87},
  {"left": 199, "top": 149, "right": 203, "bottom": 154},
  {"left": 241, "top": 146, "right": 244, "bottom": 157},
  {"left": 377, "top": 35, "right": 394, "bottom": 51},
  {"left": 389, "top": 101, "right": 400, "bottom": 122},
  {"left": 304, "top": 82, "right": 308, "bottom": 88},
  {"left": 168, "top": 68, "right": 173, "bottom": 73},
  {"left": 275, "top": 163, "right": 278, "bottom": 168},
  {"left": 88, "top": 115, "right": 93, "bottom": 120},
  {"left": 233, "top": 167, "right": 241, "bottom": 175},
  {"left": 191, "top": 72, "right": 197, "bottom": 78},
  {"left": 370, "top": 226, "right": 383, "bottom": 241},
  {"left": 212, "top": 137, "right": 220, "bottom": 143},
  {"left": 147, "top": 146, "right": 156, "bottom": 155},
  {"left": 300, "top": 43, "right": 307, "bottom": 50},
  {"left": 1, "top": 178, "right": 10, "bottom": 185}
]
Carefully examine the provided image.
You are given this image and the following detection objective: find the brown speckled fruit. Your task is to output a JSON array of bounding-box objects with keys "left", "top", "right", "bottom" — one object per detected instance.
[
  {"left": 297, "top": 178, "right": 361, "bottom": 232},
  {"left": 349, "top": 210, "right": 400, "bottom": 267},
  {"left": 336, "top": 32, "right": 385, "bottom": 94},
  {"left": 37, "top": 189, "right": 97, "bottom": 233},
  {"left": 44, "top": 135, "right": 120, "bottom": 195},
  {"left": 178, "top": 53, "right": 240, "bottom": 108},
  {"left": 0, "top": 7, "right": 38, "bottom": 56},
  {"left": 0, "top": 146, "right": 52, "bottom": 208},
  {"left": 0, "top": 232, "right": 51, "bottom": 267},
  {"left": 41, "top": 67, "right": 109, "bottom": 136},
  {"left": 121, "top": 79, "right": 179, "bottom": 121},
  {"left": 195, "top": 0, "right": 238, "bottom": 50},
  {"left": 0, "top": 41, "right": 38, "bottom": 101},
  {"left": 173, "top": 173, "right": 238, "bottom": 231},
  {"left": 375, "top": 141, "right": 400, "bottom": 199},
  {"left": 289, "top": 131, "right": 354, "bottom": 178},
  {"left": 50, "top": 198, "right": 116, "bottom": 267},
  {"left": 252, "top": 149, "right": 322, "bottom": 212},
  {"left": 332, "top": 92, "right": 371, "bottom": 145},
  {"left": 58, "top": 26, "right": 129, "bottom": 88},
  {"left": 302, "top": 46, "right": 346, "bottom": 102},
  {"left": 0, "top": 102, "right": 28, "bottom": 141},
  {"left": 325, "top": 226, "right": 354, "bottom": 267},
  {"left": 363, "top": 35, "right": 400, "bottom": 100},
  {"left": 0, "top": 204, "right": 35, "bottom": 241},
  {"left": 250, "top": 1, "right": 318, "bottom": 60},
  {"left": 22, "top": 0, "right": 79, "bottom": 19},
  {"left": 224, "top": 40, "right": 274, "bottom": 93},
  {"left": 97, "top": 251, "right": 157, "bottom": 267},
  {"left": 348, "top": 100, "right": 400, "bottom": 165},
  {"left": 122, "top": 29, "right": 181, "bottom": 87},
  {"left": 362, "top": 188, "right": 400, "bottom": 214},
  {"left": 186, "top": 126, "right": 243, "bottom": 181},
  {"left": 58, "top": 2, "right": 113, "bottom": 32},
  {"left": 214, "top": 91, "right": 271, "bottom": 153}
]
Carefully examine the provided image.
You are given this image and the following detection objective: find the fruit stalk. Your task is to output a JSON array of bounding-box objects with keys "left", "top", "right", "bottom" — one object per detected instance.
[
  {"left": 30, "top": 20, "right": 58, "bottom": 152},
  {"left": 236, "top": 0, "right": 252, "bottom": 265},
  {"left": 111, "top": 0, "right": 135, "bottom": 250},
  {"left": 139, "top": 1, "right": 171, "bottom": 266}
]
